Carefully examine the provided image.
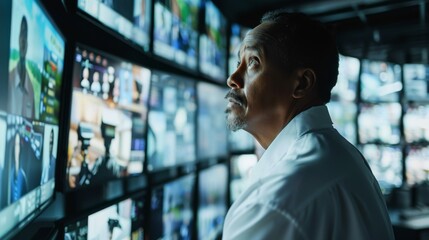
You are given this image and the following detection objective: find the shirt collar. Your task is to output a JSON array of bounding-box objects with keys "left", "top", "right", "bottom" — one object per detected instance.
[{"left": 249, "top": 105, "right": 333, "bottom": 183}]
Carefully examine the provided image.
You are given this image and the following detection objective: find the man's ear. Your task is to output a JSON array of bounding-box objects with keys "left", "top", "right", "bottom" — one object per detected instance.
[{"left": 292, "top": 68, "right": 317, "bottom": 99}]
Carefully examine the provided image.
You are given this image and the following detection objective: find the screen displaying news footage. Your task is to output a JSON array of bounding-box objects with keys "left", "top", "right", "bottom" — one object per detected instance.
[
  {"left": 66, "top": 46, "right": 151, "bottom": 190},
  {"left": 0, "top": 0, "right": 65, "bottom": 238},
  {"left": 403, "top": 104, "right": 429, "bottom": 144},
  {"left": 360, "top": 60, "right": 402, "bottom": 102},
  {"left": 406, "top": 146, "right": 429, "bottom": 186},
  {"left": 230, "top": 154, "right": 257, "bottom": 203},
  {"left": 78, "top": 0, "right": 151, "bottom": 50},
  {"left": 404, "top": 64, "right": 429, "bottom": 101},
  {"left": 150, "top": 174, "right": 195, "bottom": 240},
  {"left": 199, "top": 0, "right": 227, "bottom": 81},
  {"left": 327, "top": 101, "right": 357, "bottom": 145},
  {"left": 198, "top": 164, "right": 227, "bottom": 240},
  {"left": 153, "top": 0, "right": 200, "bottom": 69},
  {"left": 358, "top": 103, "right": 401, "bottom": 145},
  {"left": 64, "top": 194, "right": 146, "bottom": 240},
  {"left": 147, "top": 71, "right": 196, "bottom": 171},
  {"left": 331, "top": 55, "right": 360, "bottom": 102},
  {"left": 228, "top": 23, "right": 250, "bottom": 76},
  {"left": 197, "top": 82, "right": 228, "bottom": 160},
  {"left": 361, "top": 144, "right": 403, "bottom": 191}
]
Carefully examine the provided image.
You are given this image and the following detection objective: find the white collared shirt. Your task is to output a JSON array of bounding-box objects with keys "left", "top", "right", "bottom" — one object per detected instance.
[{"left": 223, "top": 105, "right": 394, "bottom": 240}]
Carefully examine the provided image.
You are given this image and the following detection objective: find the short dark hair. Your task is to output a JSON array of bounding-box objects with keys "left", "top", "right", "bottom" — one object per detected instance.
[
  {"left": 20, "top": 16, "right": 28, "bottom": 36},
  {"left": 261, "top": 10, "right": 339, "bottom": 103}
]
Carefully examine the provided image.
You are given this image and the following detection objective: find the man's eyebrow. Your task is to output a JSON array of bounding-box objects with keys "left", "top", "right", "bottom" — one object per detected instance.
[{"left": 238, "top": 44, "right": 263, "bottom": 59}]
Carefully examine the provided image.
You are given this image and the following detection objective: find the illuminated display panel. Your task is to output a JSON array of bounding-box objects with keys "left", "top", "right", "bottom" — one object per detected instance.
[
  {"left": 228, "top": 130, "right": 255, "bottom": 153},
  {"left": 64, "top": 195, "right": 146, "bottom": 240},
  {"left": 199, "top": 0, "right": 227, "bottom": 81},
  {"left": 149, "top": 174, "right": 195, "bottom": 239},
  {"left": 198, "top": 164, "right": 227, "bottom": 240},
  {"left": 147, "top": 71, "right": 196, "bottom": 171},
  {"left": 403, "top": 64, "right": 429, "bottom": 101},
  {"left": 230, "top": 154, "right": 257, "bottom": 203},
  {"left": 66, "top": 46, "right": 151, "bottom": 190},
  {"left": 360, "top": 60, "right": 402, "bottom": 102},
  {"left": 153, "top": 0, "right": 200, "bottom": 69},
  {"left": 403, "top": 104, "right": 429, "bottom": 144},
  {"left": 0, "top": 0, "right": 65, "bottom": 238},
  {"left": 197, "top": 82, "right": 228, "bottom": 160},
  {"left": 327, "top": 102, "right": 357, "bottom": 145},
  {"left": 331, "top": 55, "right": 360, "bottom": 102},
  {"left": 358, "top": 103, "right": 401, "bottom": 145},
  {"left": 78, "top": 0, "right": 152, "bottom": 51},
  {"left": 406, "top": 146, "right": 429, "bottom": 186},
  {"left": 362, "top": 144, "right": 403, "bottom": 191}
]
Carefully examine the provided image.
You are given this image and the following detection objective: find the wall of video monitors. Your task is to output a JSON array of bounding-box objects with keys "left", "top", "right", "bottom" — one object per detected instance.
[{"left": 3, "top": 0, "right": 429, "bottom": 239}]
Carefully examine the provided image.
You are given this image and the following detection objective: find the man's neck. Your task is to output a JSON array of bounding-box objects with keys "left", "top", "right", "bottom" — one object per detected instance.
[{"left": 18, "top": 60, "right": 26, "bottom": 86}]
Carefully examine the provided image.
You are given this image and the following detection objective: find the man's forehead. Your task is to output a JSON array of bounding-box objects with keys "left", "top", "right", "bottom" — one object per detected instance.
[{"left": 238, "top": 25, "right": 279, "bottom": 57}]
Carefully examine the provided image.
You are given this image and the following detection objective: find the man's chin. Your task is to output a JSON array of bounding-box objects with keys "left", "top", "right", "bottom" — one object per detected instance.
[{"left": 225, "top": 113, "right": 247, "bottom": 132}]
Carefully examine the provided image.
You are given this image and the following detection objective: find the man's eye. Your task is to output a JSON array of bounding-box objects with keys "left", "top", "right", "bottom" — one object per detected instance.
[
  {"left": 236, "top": 61, "right": 241, "bottom": 69},
  {"left": 248, "top": 58, "right": 258, "bottom": 68}
]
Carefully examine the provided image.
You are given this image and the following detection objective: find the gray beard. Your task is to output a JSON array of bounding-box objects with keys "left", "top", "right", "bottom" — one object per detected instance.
[{"left": 225, "top": 108, "right": 247, "bottom": 132}]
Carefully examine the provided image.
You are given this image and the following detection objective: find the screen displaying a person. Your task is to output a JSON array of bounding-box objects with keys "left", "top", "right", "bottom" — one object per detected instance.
[
  {"left": 10, "top": 132, "right": 28, "bottom": 203},
  {"left": 8, "top": 16, "right": 35, "bottom": 119}
]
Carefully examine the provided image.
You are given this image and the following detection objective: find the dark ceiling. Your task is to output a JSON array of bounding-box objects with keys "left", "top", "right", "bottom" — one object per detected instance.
[{"left": 213, "top": 0, "right": 429, "bottom": 64}]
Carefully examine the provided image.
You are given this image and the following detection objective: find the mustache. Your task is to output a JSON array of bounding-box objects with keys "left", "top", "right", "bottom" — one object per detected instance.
[{"left": 225, "top": 90, "right": 247, "bottom": 106}]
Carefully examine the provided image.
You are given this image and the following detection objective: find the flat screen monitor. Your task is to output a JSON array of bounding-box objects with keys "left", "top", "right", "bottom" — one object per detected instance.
[
  {"left": 199, "top": 0, "right": 227, "bottom": 81},
  {"left": 230, "top": 154, "right": 257, "bottom": 203},
  {"left": 149, "top": 174, "right": 195, "bottom": 240},
  {"left": 78, "top": 0, "right": 151, "bottom": 51},
  {"left": 331, "top": 54, "right": 359, "bottom": 102},
  {"left": 326, "top": 101, "right": 357, "bottom": 145},
  {"left": 361, "top": 144, "right": 403, "bottom": 191},
  {"left": 64, "top": 194, "right": 145, "bottom": 240},
  {"left": 228, "top": 23, "right": 250, "bottom": 76},
  {"left": 403, "top": 104, "right": 429, "bottom": 144},
  {"left": 406, "top": 146, "right": 429, "bottom": 186},
  {"left": 360, "top": 60, "right": 402, "bottom": 102},
  {"left": 228, "top": 130, "right": 255, "bottom": 153},
  {"left": 153, "top": 0, "right": 200, "bottom": 69},
  {"left": 147, "top": 71, "right": 196, "bottom": 171},
  {"left": 66, "top": 45, "right": 151, "bottom": 190},
  {"left": 358, "top": 103, "right": 401, "bottom": 144},
  {"left": 197, "top": 82, "right": 228, "bottom": 160},
  {"left": 403, "top": 64, "right": 429, "bottom": 101},
  {"left": 0, "top": 0, "right": 65, "bottom": 238},
  {"left": 198, "top": 164, "right": 227, "bottom": 240}
]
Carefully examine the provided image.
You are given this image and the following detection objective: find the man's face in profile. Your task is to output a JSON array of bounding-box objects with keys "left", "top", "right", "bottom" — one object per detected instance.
[{"left": 225, "top": 22, "right": 294, "bottom": 133}]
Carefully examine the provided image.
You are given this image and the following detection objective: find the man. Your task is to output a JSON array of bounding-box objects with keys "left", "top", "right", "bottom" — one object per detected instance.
[
  {"left": 223, "top": 11, "right": 394, "bottom": 239},
  {"left": 10, "top": 132, "right": 28, "bottom": 203},
  {"left": 41, "top": 129, "right": 56, "bottom": 184},
  {"left": 8, "top": 16, "right": 35, "bottom": 119}
]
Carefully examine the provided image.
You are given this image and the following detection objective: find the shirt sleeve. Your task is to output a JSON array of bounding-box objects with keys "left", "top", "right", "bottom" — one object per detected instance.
[{"left": 223, "top": 202, "right": 309, "bottom": 240}]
